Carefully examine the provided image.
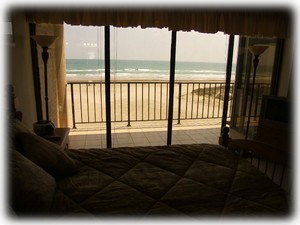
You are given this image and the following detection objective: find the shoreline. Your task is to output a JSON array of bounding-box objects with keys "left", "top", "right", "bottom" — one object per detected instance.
[
  {"left": 66, "top": 75, "right": 235, "bottom": 83},
  {"left": 66, "top": 79, "right": 234, "bottom": 83},
  {"left": 65, "top": 76, "right": 270, "bottom": 84}
]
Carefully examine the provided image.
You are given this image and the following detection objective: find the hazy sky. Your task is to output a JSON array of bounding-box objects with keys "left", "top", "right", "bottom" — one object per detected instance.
[{"left": 64, "top": 24, "right": 239, "bottom": 63}]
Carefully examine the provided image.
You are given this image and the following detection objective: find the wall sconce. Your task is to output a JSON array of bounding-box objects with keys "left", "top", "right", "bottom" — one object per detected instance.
[
  {"left": 31, "top": 35, "right": 57, "bottom": 135},
  {"left": 245, "top": 45, "right": 269, "bottom": 139}
]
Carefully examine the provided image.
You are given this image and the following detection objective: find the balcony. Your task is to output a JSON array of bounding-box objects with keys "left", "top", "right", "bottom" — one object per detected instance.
[
  {"left": 65, "top": 80, "right": 267, "bottom": 149},
  {"left": 68, "top": 119, "right": 227, "bottom": 149}
]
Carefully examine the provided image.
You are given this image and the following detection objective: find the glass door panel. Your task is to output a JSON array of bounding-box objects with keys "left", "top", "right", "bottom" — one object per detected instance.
[
  {"left": 230, "top": 37, "right": 278, "bottom": 139},
  {"left": 64, "top": 24, "right": 106, "bottom": 149},
  {"left": 110, "top": 27, "right": 171, "bottom": 148},
  {"left": 174, "top": 31, "right": 238, "bottom": 145}
]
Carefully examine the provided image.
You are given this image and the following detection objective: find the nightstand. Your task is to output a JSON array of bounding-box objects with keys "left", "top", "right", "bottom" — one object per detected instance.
[{"left": 41, "top": 128, "right": 70, "bottom": 149}]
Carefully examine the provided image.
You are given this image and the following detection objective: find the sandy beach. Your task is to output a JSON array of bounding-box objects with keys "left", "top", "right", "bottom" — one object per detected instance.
[{"left": 66, "top": 78, "right": 236, "bottom": 128}]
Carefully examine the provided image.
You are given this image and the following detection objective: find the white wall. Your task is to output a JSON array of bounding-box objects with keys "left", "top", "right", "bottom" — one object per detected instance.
[{"left": 8, "top": 12, "right": 37, "bottom": 128}]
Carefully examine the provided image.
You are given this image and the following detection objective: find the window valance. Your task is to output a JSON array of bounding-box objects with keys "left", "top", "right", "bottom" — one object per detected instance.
[{"left": 25, "top": 8, "right": 291, "bottom": 38}]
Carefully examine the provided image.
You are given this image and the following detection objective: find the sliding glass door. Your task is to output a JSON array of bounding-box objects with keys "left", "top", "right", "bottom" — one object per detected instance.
[
  {"left": 109, "top": 26, "right": 171, "bottom": 148},
  {"left": 65, "top": 24, "right": 106, "bottom": 148},
  {"left": 174, "top": 31, "right": 238, "bottom": 144},
  {"left": 65, "top": 24, "right": 250, "bottom": 148},
  {"left": 230, "top": 37, "right": 283, "bottom": 139}
]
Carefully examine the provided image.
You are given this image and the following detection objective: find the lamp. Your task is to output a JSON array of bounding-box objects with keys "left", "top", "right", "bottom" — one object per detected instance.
[
  {"left": 245, "top": 45, "right": 269, "bottom": 139},
  {"left": 31, "top": 35, "right": 57, "bottom": 135}
]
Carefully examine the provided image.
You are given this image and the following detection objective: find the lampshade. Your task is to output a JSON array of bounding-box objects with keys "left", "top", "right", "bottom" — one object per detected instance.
[
  {"left": 31, "top": 35, "right": 57, "bottom": 47},
  {"left": 248, "top": 45, "right": 269, "bottom": 56}
]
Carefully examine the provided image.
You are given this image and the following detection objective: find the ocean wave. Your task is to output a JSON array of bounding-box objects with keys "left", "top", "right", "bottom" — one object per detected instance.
[
  {"left": 124, "top": 68, "right": 168, "bottom": 73},
  {"left": 67, "top": 73, "right": 105, "bottom": 77},
  {"left": 66, "top": 72, "right": 232, "bottom": 81},
  {"left": 66, "top": 59, "right": 236, "bottom": 82},
  {"left": 67, "top": 67, "right": 227, "bottom": 75},
  {"left": 124, "top": 68, "right": 137, "bottom": 72},
  {"left": 66, "top": 68, "right": 105, "bottom": 72},
  {"left": 67, "top": 69, "right": 127, "bottom": 74},
  {"left": 176, "top": 70, "right": 226, "bottom": 74},
  {"left": 121, "top": 68, "right": 226, "bottom": 74}
]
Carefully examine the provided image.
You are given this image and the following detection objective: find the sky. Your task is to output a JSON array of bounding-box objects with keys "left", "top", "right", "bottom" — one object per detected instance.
[{"left": 64, "top": 24, "right": 239, "bottom": 63}]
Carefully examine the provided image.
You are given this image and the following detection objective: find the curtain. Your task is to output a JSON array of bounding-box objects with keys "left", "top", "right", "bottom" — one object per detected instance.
[
  {"left": 26, "top": 8, "right": 291, "bottom": 38},
  {"left": 35, "top": 24, "right": 68, "bottom": 127}
]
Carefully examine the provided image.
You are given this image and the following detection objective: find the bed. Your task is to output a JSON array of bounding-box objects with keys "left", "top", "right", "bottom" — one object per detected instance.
[{"left": 8, "top": 118, "right": 290, "bottom": 218}]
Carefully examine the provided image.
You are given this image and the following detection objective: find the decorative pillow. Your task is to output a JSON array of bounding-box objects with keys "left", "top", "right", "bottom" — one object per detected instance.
[
  {"left": 9, "top": 149, "right": 56, "bottom": 215},
  {"left": 18, "top": 132, "right": 79, "bottom": 176}
]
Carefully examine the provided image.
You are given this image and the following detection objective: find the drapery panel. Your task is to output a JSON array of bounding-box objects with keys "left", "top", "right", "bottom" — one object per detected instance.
[
  {"left": 25, "top": 8, "right": 291, "bottom": 38},
  {"left": 35, "top": 24, "right": 68, "bottom": 127}
]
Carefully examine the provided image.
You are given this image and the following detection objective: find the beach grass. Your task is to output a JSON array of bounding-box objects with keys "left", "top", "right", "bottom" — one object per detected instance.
[{"left": 189, "top": 85, "right": 233, "bottom": 101}]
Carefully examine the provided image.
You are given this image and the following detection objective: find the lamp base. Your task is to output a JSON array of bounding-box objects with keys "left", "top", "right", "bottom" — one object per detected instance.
[{"left": 33, "top": 120, "right": 55, "bottom": 136}]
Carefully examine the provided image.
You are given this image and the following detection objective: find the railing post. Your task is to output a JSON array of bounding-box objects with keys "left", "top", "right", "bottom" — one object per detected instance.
[
  {"left": 127, "top": 82, "right": 131, "bottom": 127},
  {"left": 70, "top": 83, "right": 76, "bottom": 129},
  {"left": 177, "top": 83, "right": 182, "bottom": 124}
]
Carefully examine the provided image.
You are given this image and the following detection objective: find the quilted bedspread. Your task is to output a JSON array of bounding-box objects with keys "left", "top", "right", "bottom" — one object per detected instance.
[{"left": 51, "top": 144, "right": 289, "bottom": 217}]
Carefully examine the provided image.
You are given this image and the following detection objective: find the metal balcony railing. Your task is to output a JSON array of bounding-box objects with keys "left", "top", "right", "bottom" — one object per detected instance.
[{"left": 66, "top": 81, "right": 236, "bottom": 128}]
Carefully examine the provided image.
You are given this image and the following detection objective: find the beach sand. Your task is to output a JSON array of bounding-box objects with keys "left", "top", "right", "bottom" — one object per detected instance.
[{"left": 66, "top": 79, "right": 233, "bottom": 129}]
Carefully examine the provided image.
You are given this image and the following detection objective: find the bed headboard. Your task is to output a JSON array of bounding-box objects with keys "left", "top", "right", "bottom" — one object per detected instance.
[{"left": 8, "top": 84, "right": 22, "bottom": 121}]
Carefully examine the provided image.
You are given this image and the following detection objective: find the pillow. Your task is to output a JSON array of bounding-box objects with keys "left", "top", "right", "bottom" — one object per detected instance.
[
  {"left": 9, "top": 118, "right": 32, "bottom": 134},
  {"left": 9, "top": 150, "right": 56, "bottom": 215},
  {"left": 18, "top": 132, "right": 79, "bottom": 176},
  {"left": 9, "top": 119, "right": 33, "bottom": 151}
]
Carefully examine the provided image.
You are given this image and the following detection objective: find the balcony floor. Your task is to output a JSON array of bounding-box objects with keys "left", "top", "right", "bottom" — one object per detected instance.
[{"left": 68, "top": 118, "right": 243, "bottom": 149}]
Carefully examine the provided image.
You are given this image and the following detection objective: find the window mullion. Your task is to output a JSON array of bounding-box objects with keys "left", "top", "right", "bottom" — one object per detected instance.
[
  {"left": 221, "top": 35, "right": 235, "bottom": 133},
  {"left": 167, "top": 31, "right": 177, "bottom": 145},
  {"left": 105, "top": 26, "right": 112, "bottom": 148}
]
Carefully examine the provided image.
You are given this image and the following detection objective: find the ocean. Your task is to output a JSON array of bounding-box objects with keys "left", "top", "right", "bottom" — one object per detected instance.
[{"left": 66, "top": 59, "right": 235, "bottom": 82}]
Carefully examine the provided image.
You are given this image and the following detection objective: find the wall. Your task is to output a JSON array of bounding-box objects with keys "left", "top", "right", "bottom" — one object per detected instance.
[{"left": 8, "top": 12, "right": 37, "bottom": 127}]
